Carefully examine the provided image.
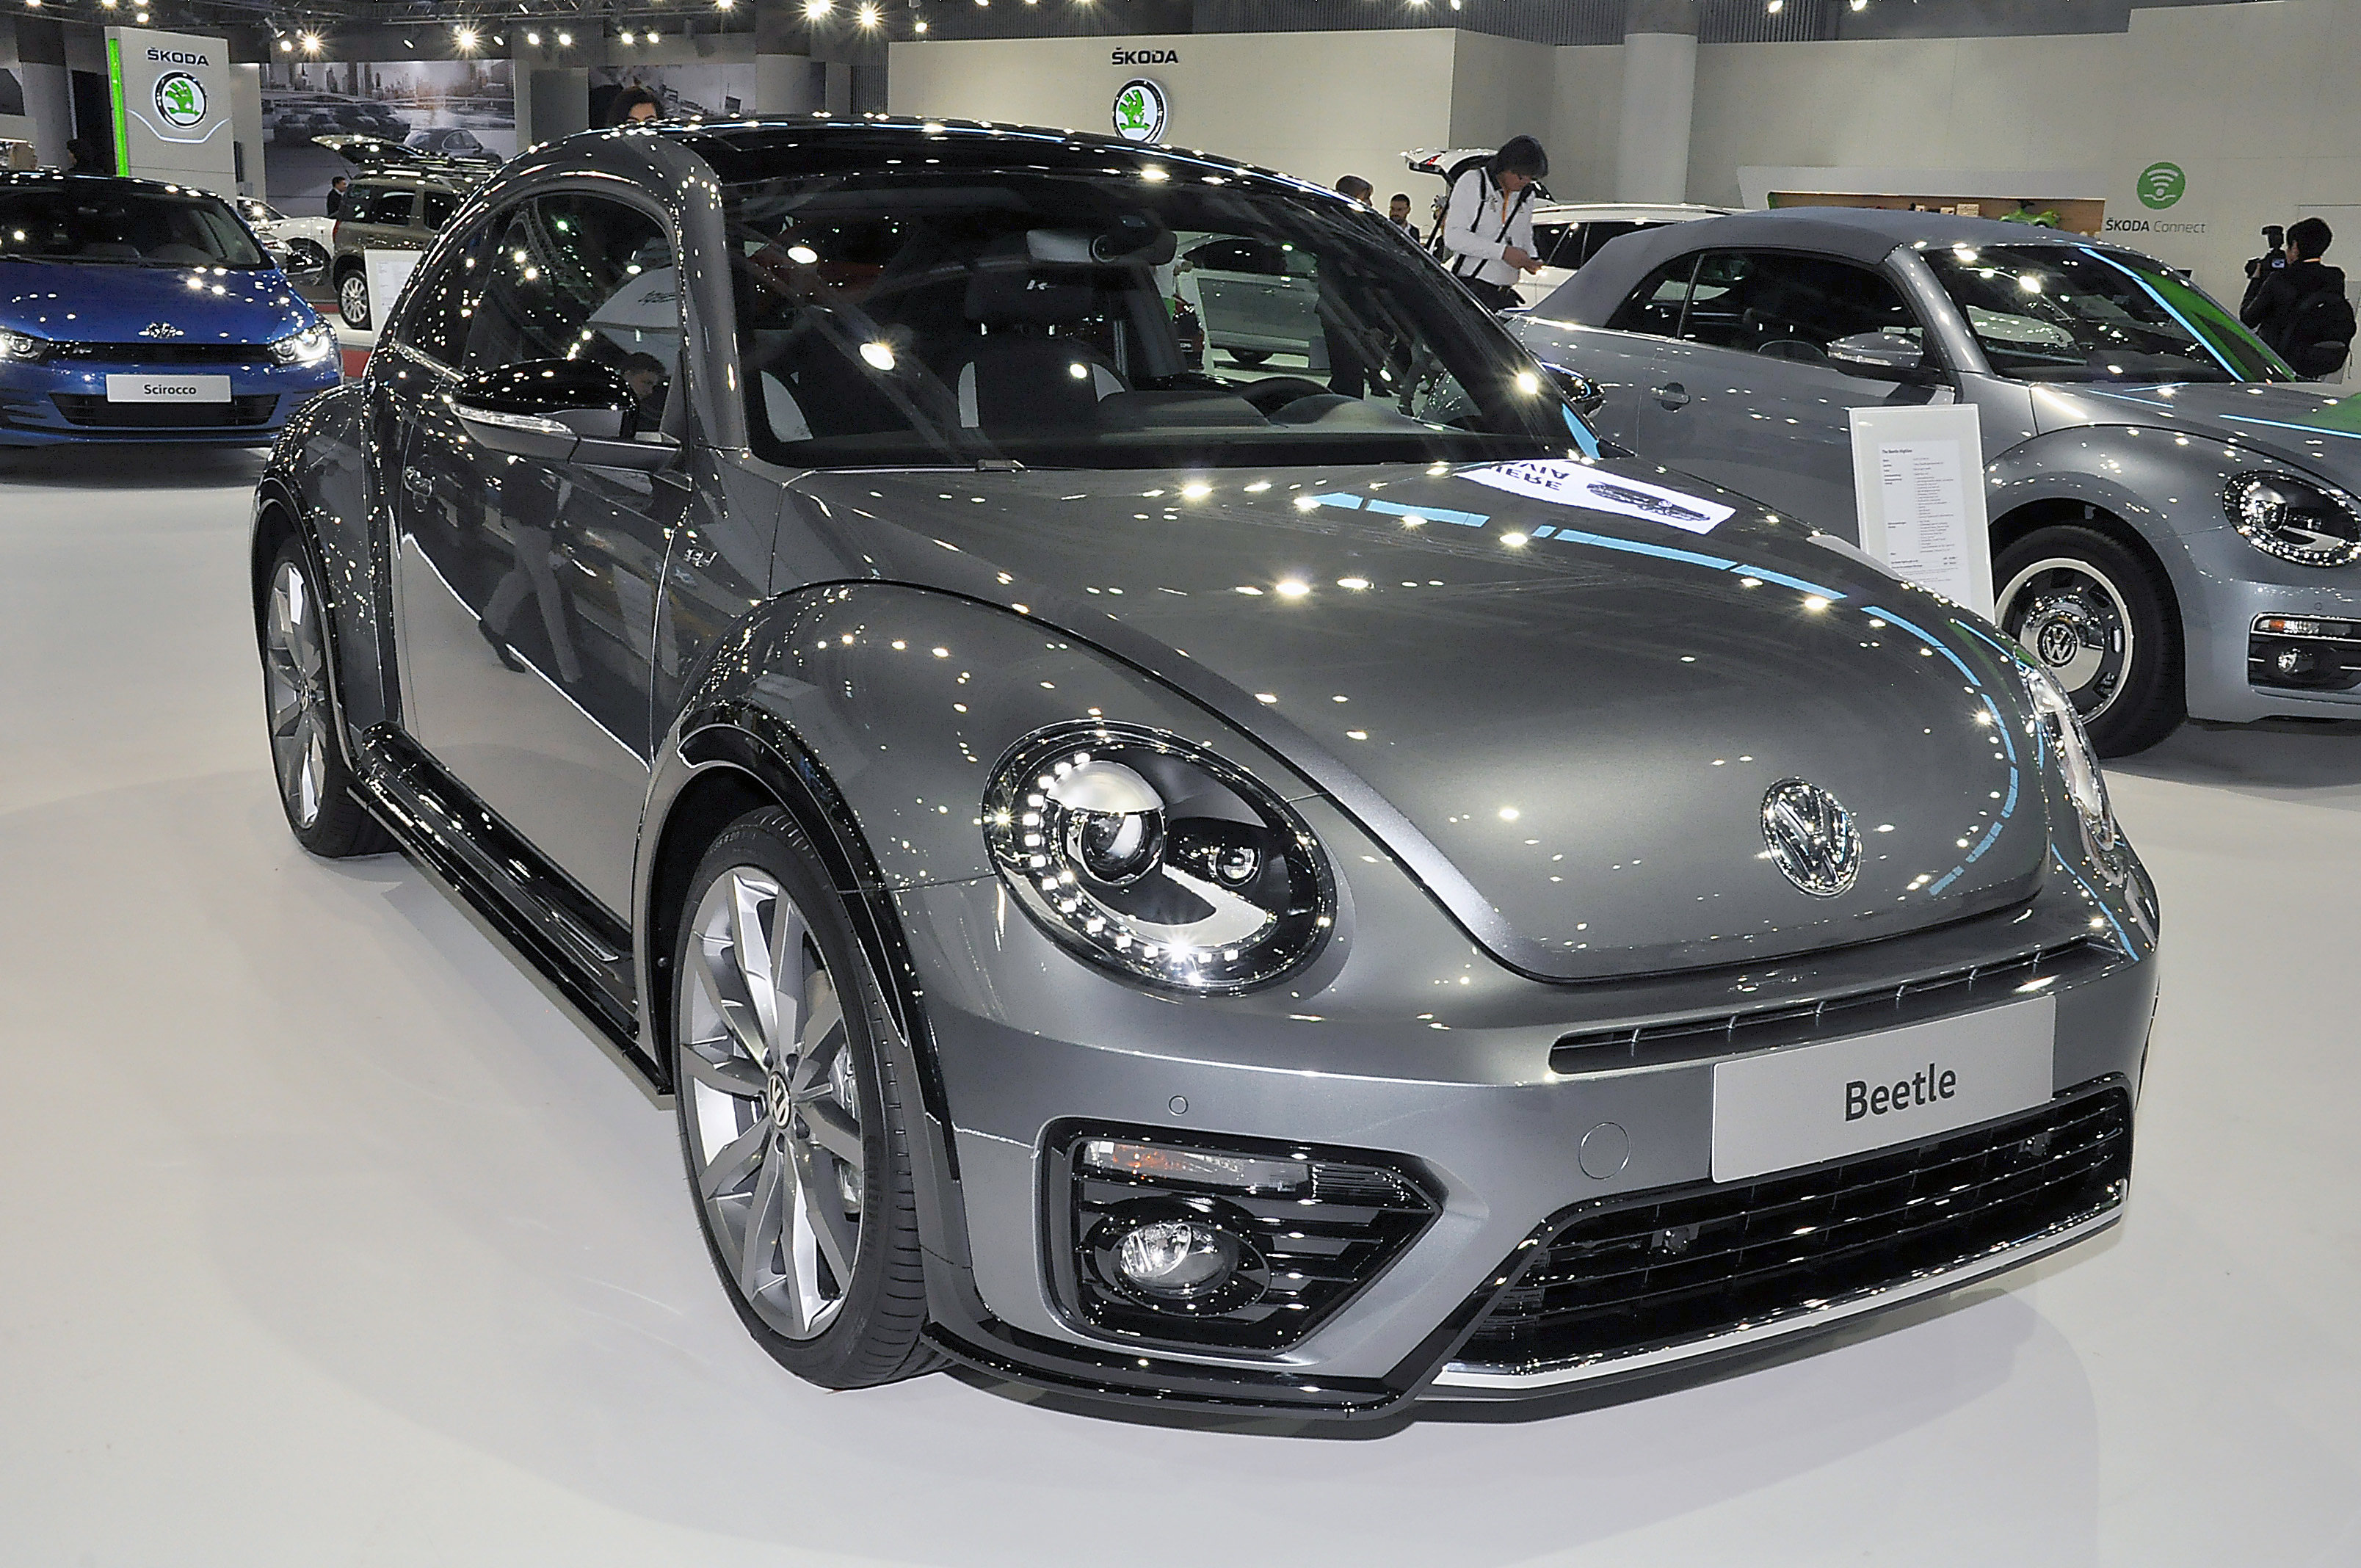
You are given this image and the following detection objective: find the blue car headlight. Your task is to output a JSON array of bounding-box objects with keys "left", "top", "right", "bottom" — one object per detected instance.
[
  {"left": 0, "top": 328, "right": 51, "bottom": 363},
  {"left": 266, "top": 322, "right": 338, "bottom": 366},
  {"left": 983, "top": 722, "right": 1335, "bottom": 993}
]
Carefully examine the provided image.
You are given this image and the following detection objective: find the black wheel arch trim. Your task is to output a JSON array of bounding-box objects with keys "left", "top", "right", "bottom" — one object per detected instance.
[{"left": 638, "top": 702, "right": 981, "bottom": 1301}]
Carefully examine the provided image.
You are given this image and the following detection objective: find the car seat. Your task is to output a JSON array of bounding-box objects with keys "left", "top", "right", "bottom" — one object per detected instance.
[{"left": 940, "top": 236, "right": 1122, "bottom": 435}]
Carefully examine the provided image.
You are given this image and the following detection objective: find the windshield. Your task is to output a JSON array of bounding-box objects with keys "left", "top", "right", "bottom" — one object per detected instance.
[
  {"left": 722, "top": 170, "right": 1595, "bottom": 469},
  {"left": 1924, "top": 243, "right": 2290, "bottom": 384},
  {"left": 0, "top": 186, "right": 269, "bottom": 269}
]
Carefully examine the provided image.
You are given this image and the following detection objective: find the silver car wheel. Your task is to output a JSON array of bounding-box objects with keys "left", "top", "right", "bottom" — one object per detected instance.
[
  {"left": 337, "top": 272, "right": 369, "bottom": 328},
  {"left": 1998, "top": 555, "right": 2134, "bottom": 722},
  {"left": 678, "top": 866, "right": 864, "bottom": 1340},
  {"left": 262, "top": 556, "right": 330, "bottom": 830}
]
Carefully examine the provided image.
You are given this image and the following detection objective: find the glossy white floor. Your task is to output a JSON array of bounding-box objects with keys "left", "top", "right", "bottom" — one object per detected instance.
[{"left": 4, "top": 450, "right": 2357, "bottom": 1568}]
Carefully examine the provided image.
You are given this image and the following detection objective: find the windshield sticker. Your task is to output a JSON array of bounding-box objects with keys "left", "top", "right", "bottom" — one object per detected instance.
[{"left": 1457, "top": 460, "right": 1736, "bottom": 534}]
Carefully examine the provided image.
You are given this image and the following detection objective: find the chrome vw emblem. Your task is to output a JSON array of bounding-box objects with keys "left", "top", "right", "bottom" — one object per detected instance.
[
  {"left": 139, "top": 322, "right": 185, "bottom": 339},
  {"left": 1761, "top": 778, "right": 1861, "bottom": 899}
]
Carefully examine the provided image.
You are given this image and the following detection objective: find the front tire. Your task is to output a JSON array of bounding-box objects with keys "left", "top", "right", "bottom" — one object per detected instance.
[
  {"left": 259, "top": 537, "right": 395, "bottom": 857},
  {"left": 672, "top": 810, "right": 937, "bottom": 1389},
  {"left": 1995, "top": 522, "right": 2184, "bottom": 757},
  {"left": 336, "top": 269, "right": 370, "bottom": 330}
]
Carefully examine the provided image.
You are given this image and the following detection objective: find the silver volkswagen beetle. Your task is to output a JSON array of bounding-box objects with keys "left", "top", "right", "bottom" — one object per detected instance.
[
  {"left": 1514, "top": 208, "right": 2361, "bottom": 755},
  {"left": 251, "top": 119, "right": 2157, "bottom": 1420}
]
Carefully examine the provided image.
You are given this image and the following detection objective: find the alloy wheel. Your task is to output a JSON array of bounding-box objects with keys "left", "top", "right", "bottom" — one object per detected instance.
[
  {"left": 262, "top": 557, "right": 331, "bottom": 830},
  {"left": 1998, "top": 555, "right": 2135, "bottom": 722},
  {"left": 678, "top": 866, "right": 866, "bottom": 1340},
  {"left": 338, "top": 273, "right": 369, "bottom": 328}
]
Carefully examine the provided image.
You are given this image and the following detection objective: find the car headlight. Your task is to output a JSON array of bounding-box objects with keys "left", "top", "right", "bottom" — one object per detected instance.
[
  {"left": 2224, "top": 471, "right": 2361, "bottom": 567},
  {"left": 983, "top": 723, "right": 1335, "bottom": 992},
  {"left": 267, "top": 322, "right": 338, "bottom": 366},
  {"left": 2020, "top": 662, "right": 2118, "bottom": 857},
  {"left": 0, "top": 328, "right": 51, "bottom": 363}
]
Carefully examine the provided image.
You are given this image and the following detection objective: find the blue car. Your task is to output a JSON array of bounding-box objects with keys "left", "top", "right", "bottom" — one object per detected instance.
[{"left": 0, "top": 173, "right": 341, "bottom": 446}]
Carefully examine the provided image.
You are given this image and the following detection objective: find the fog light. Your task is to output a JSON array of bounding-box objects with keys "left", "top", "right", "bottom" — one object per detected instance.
[
  {"left": 1114, "top": 1219, "right": 1237, "bottom": 1299},
  {"left": 2277, "top": 645, "right": 2318, "bottom": 678}
]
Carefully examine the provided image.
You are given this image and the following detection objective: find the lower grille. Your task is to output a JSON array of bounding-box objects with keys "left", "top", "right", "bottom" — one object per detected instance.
[
  {"left": 51, "top": 393, "right": 279, "bottom": 428},
  {"left": 1454, "top": 1083, "right": 2130, "bottom": 1376}
]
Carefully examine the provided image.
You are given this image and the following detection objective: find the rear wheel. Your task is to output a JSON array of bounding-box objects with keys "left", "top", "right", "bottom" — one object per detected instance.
[
  {"left": 336, "top": 268, "right": 370, "bottom": 330},
  {"left": 1995, "top": 523, "right": 2183, "bottom": 757},
  {"left": 259, "top": 537, "right": 394, "bottom": 857},
  {"left": 672, "top": 810, "right": 937, "bottom": 1388}
]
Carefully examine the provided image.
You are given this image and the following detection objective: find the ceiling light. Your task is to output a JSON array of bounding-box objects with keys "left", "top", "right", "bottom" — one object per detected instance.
[
  {"left": 455, "top": 25, "right": 479, "bottom": 49},
  {"left": 857, "top": 1, "right": 878, "bottom": 21},
  {"left": 1766, "top": 0, "right": 1782, "bottom": 10},
  {"left": 556, "top": 29, "right": 573, "bottom": 44},
  {"left": 804, "top": 0, "right": 831, "bottom": 14},
  {"left": 278, "top": 35, "right": 292, "bottom": 48},
  {"left": 645, "top": 26, "right": 659, "bottom": 38},
  {"left": 526, "top": 29, "right": 540, "bottom": 43},
  {"left": 620, "top": 29, "right": 636, "bottom": 42},
  {"left": 913, "top": 16, "right": 927, "bottom": 28},
  {"left": 300, "top": 29, "right": 321, "bottom": 51},
  {"left": 717, "top": 0, "right": 736, "bottom": 9}
]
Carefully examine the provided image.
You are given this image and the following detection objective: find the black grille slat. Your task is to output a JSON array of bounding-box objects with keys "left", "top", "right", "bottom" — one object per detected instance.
[
  {"left": 1457, "top": 1086, "right": 2130, "bottom": 1373},
  {"left": 1551, "top": 939, "right": 2118, "bottom": 1072},
  {"left": 51, "top": 342, "right": 272, "bottom": 365},
  {"left": 50, "top": 393, "right": 278, "bottom": 428}
]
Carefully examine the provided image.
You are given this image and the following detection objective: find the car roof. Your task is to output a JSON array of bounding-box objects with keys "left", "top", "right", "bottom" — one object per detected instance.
[
  {"left": 650, "top": 115, "right": 1349, "bottom": 203},
  {"left": 1532, "top": 203, "right": 1735, "bottom": 223},
  {"left": 0, "top": 170, "right": 232, "bottom": 200},
  {"left": 1537, "top": 205, "right": 2105, "bottom": 324}
]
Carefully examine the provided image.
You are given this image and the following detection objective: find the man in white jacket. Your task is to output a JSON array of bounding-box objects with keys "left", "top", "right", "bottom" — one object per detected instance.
[{"left": 1442, "top": 136, "right": 1549, "bottom": 311}]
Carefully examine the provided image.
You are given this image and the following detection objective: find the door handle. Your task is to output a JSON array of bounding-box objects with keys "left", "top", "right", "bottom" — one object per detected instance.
[
  {"left": 1652, "top": 381, "right": 1691, "bottom": 410},
  {"left": 402, "top": 468, "right": 430, "bottom": 496}
]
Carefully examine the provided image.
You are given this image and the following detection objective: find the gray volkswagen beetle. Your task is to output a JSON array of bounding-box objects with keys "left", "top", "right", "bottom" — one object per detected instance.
[
  {"left": 1513, "top": 208, "right": 2361, "bottom": 755},
  {"left": 251, "top": 118, "right": 2156, "bottom": 1420}
]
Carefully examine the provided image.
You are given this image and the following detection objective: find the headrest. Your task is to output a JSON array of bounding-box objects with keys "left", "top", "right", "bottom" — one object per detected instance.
[{"left": 964, "top": 235, "right": 1098, "bottom": 325}]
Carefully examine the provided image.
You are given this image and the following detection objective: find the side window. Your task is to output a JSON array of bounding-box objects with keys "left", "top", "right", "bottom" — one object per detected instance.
[
  {"left": 355, "top": 186, "right": 415, "bottom": 227},
  {"left": 460, "top": 192, "right": 680, "bottom": 424},
  {"left": 420, "top": 189, "right": 459, "bottom": 230},
  {"left": 394, "top": 213, "right": 498, "bottom": 366},
  {"left": 1577, "top": 221, "right": 1644, "bottom": 266},
  {"left": 1679, "top": 250, "right": 1918, "bottom": 362},
  {"left": 1531, "top": 222, "right": 1576, "bottom": 270},
  {"left": 1606, "top": 255, "right": 1697, "bottom": 337}
]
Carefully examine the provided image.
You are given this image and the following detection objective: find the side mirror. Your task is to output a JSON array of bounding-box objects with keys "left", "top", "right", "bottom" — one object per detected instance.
[
  {"left": 1827, "top": 331, "right": 1938, "bottom": 383},
  {"left": 1542, "top": 361, "right": 1606, "bottom": 418},
  {"left": 451, "top": 358, "right": 678, "bottom": 471}
]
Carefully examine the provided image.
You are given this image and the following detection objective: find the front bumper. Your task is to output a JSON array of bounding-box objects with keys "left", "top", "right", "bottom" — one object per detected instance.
[
  {"left": 894, "top": 821, "right": 2158, "bottom": 1419},
  {"left": 2177, "top": 523, "right": 2361, "bottom": 722},
  {"left": 0, "top": 355, "right": 341, "bottom": 446}
]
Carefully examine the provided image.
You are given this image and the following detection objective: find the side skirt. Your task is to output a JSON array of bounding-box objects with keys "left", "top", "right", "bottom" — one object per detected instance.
[{"left": 349, "top": 724, "right": 658, "bottom": 1086}]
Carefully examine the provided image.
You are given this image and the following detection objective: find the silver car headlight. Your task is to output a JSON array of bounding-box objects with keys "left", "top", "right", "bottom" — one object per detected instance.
[
  {"left": 2224, "top": 471, "right": 2361, "bottom": 567},
  {"left": 2020, "top": 662, "right": 2118, "bottom": 857},
  {"left": 0, "top": 327, "right": 51, "bottom": 363},
  {"left": 266, "top": 322, "right": 338, "bottom": 366},
  {"left": 983, "top": 723, "right": 1335, "bottom": 992}
]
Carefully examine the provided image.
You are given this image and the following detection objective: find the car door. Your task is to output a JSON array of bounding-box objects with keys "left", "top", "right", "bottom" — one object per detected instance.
[
  {"left": 343, "top": 183, "right": 415, "bottom": 253},
  {"left": 388, "top": 189, "right": 688, "bottom": 915},
  {"left": 1622, "top": 248, "right": 1951, "bottom": 532},
  {"left": 1516, "top": 253, "right": 1697, "bottom": 448}
]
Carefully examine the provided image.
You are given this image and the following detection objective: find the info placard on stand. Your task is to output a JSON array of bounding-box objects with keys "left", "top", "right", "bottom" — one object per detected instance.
[{"left": 1847, "top": 403, "right": 1993, "bottom": 621}]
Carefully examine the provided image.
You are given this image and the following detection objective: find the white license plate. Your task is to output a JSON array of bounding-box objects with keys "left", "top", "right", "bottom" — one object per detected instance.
[
  {"left": 105, "top": 374, "right": 231, "bottom": 404},
  {"left": 1711, "top": 995, "right": 2056, "bottom": 1183}
]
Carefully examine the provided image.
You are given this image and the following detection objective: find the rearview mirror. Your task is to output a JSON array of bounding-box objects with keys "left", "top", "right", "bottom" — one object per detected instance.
[
  {"left": 1827, "top": 331, "right": 1937, "bottom": 383},
  {"left": 1541, "top": 361, "right": 1606, "bottom": 418},
  {"left": 451, "top": 358, "right": 678, "bottom": 471}
]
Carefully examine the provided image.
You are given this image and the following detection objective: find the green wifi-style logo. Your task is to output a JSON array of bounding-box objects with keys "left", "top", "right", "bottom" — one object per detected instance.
[{"left": 2136, "top": 161, "right": 2186, "bottom": 211}]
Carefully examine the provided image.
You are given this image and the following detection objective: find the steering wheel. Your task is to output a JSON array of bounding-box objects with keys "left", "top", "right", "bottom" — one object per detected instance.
[{"left": 1237, "top": 377, "right": 1332, "bottom": 415}]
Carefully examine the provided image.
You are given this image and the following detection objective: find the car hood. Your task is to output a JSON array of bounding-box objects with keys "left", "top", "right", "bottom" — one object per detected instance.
[
  {"left": 793, "top": 457, "right": 2053, "bottom": 981},
  {"left": 0, "top": 259, "right": 311, "bottom": 344},
  {"left": 2034, "top": 380, "right": 2361, "bottom": 479}
]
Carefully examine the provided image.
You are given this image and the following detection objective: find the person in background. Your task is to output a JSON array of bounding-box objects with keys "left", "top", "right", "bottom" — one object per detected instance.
[
  {"left": 1441, "top": 135, "right": 1548, "bottom": 311},
  {"left": 324, "top": 175, "right": 349, "bottom": 217},
  {"left": 612, "top": 87, "right": 663, "bottom": 126},
  {"left": 2242, "top": 216, "right": 2354, "bottom": 378},
  {"left": 1334, "top": 175, "right": 1372, "bottom": 205},
  {"left": 65, "top": 139, "right": 103, "bottom": 174},
  {"left": 1388, "top": 192, "right": 1416, "bottom": 233}
]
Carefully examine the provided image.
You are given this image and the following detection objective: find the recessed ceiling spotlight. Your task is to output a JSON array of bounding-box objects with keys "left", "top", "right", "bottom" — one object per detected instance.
[
  {"left": 526, "top": 29, "right": 540, "bottom": 43},
  {"left": 556, "top": 29, "right": 573, "bottom": 44}
]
